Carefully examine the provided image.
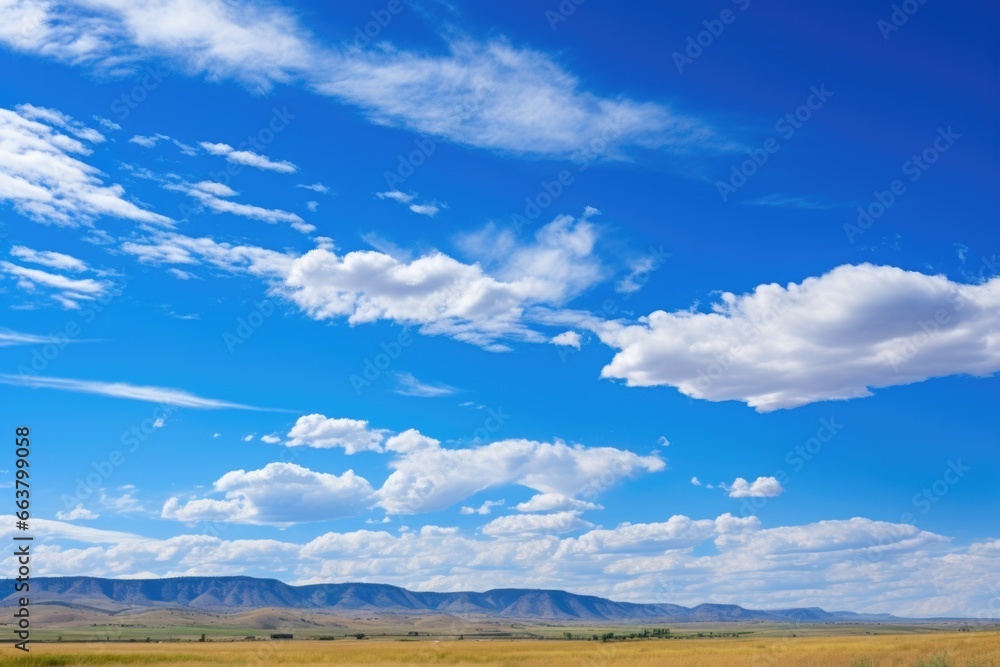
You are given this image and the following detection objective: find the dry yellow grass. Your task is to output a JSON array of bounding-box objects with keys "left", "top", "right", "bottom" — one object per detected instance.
[{"left": 3, "top": 631, "right": 998, "bottom": 666}]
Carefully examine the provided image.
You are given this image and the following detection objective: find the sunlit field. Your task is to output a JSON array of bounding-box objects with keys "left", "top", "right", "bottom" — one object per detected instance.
[{"left": 3, "top": 631, "right": 998, "bottom": 666}]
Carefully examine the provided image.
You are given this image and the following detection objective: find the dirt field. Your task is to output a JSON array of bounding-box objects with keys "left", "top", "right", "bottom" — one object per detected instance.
[{"left": 3, "top": 631, "right": 998, "bottom": 666}]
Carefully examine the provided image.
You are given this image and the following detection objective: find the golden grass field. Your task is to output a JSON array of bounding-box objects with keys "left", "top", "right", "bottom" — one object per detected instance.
[{"left": 2, "top": 631, "right": 998, "bottom": 666}]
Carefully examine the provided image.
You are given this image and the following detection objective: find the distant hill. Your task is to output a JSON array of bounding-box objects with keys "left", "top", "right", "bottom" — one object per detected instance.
[{"left": 1, "top": 576, "right": 897, "bottom": 623}]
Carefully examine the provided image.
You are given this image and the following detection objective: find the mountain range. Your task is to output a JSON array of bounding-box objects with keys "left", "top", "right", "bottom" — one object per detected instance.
[{"left": 1, "top": 576, "right": 898, "bottom": 623}]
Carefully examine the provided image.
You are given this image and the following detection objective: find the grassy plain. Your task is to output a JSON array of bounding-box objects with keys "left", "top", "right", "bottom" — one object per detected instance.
[{"left": 1, "top": 631, "right": 998, "bottom": 666}]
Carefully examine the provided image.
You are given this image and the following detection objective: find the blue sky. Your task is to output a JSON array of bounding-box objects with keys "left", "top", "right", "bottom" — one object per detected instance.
[{"left": 0, "top": 0, "right": 998, "bottom": 617}]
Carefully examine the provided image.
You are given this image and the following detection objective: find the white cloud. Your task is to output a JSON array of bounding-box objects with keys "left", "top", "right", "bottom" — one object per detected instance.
[
  {"left": 0, "top": 2, "right": 722, "bottom": 158},
  {"left": 282, "top": 213, "right": 602, "bottom": 350},
  {"left": 93, "top": 116, "right": 122, "bottom": 131},
  {"left": 286, "top": 414, "right": 388, "bottom": 454},
  {"left": 129, "top": 133, "right": 169, "bottom": 148},
  {"left": 162, "top": 463, "right": 376, "bottom": 527},
  {"left": 169, "top": 181, "right": 313, "bottom": 233},
  {"left": 166, "top": 268, "right": 199, "bottom": 280},
  {"left": 298, "top": 182, "right": 331, "bottom": 194},
  {"left": 242, "top": 434, "right": 254, "bottom": 442},
  {"left": 0, "top": 105, "right": 169, "bottom": 226},
  {"left": 482, "top": 511, "right": 592, "bottom": 537},
  {"left": 260, "top": 434, "right": 281, "bottom": 444},
  {"left": 690, "top": 477, "right": 702, "bottom": 487},
  {"left": 0, "top": 260, "right": 111, "bottom": 308},
  {"left": 616, "top": 255, "right": 661, "bottom": 294},
  {"left": 724, "top": 476, "right": 784, "bottom": 498},
  {"left": 199, "top": 141, "right": 297, "bottom": 173},
  {"left": 8, "top": 513, "right": 999, "bottom": 617},
  {"left": 55, "top": 504, "right": 99, "bottom": 521},
  {"left": 0, "top": 329, "right": 76, "bottom": 347},
  {"left": 393, "top": 371, "right": 457, "bottom": 398},
  {"left": 376, "top": 190, "right": 442, "bottom": 217},
  {"left": 152, "top": 417, "right": 165, "bottom": 428},
  {"left": 550, "top": 330, "right": 581, "bottom": 349},
  {"left": 594, "top": 264, "right": 1000, "bottom": 411},
  {"left": 119, "top": 212, "right": 602, "bottom": 350},
  {"left": 99, "top": 485, "right": 145, "bottom": 514},
  {"left": 407, "top": 203, "right": 440, "bottom": 217},
  {"left": 657, "top": 436, "right": 670, "bottom": 447},
  {"left": 383, "top": 429, "right": 440, "bottom": 454},
  {"left": 0, "top": 374, "right": 276, "bottom": 410},
  {"left": 515, "top": 493, "right": 602, "bottom": 513},
  {"left": 305, "top": 200, "right": 318, "bottom": 212},
  {"left": 15, "top": 103, "right": 105, "bottom": 143},
  {"left": 459, "top": 499, "right": 504, "bottom": 515},
  {"left": 10, "top": 245, "right": 88, "bottom": 271},
  {"left": 378, "top": 438, "right": 664, "bottom": 515}
]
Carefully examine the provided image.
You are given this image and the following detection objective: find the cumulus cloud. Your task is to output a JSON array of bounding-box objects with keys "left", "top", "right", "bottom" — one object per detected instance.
[
  {"left": 377, "top": 438, "right": 664, "bottom": 515},
  {"left": 286, "top": 414, "right": 388, "bottom": 454},
  {"left": 55, "top": 505, "right": 99, "bottom": 521},
  {"left": 260, "top": 434, "right": 281, "bottom": 444},
  {"left": 482, "top": 511, "right": 593, "bottom": 536},
  {"left": 199, "top": 141, "right": 297, "bottom": 173},
  {"left": 594, "top": 264, "right": 1000, "bottom": 411},
  {"left": 460, "top": 500, "right": 504, "bottom": 515},
  {"left": 515, "top": 493, "right": 602, "bottom": 513},
  {"left": 383, "top": 429, "right": 440, "bottom": 454},
  {"left": 550, "top": 331, "right": 581, "bottom": 349},
  {"left": 162, "top": 463, "right": 376, "bottom": 527},
  {"left": 119, "top": 211, "right": 603, "bottom": 350},
  {"left": 0, "top": 105, "right": 170, "bottom": 226},
  {"left": 6, "top": 513, "right": 991, "bottom": 617},
  {"left": 724, "top": 476, "right": 784, "bottom": 498}
]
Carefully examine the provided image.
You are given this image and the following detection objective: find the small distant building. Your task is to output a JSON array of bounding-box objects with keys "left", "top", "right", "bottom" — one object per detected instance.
[{"left": 270, "top": 633, "right": 293, "bottom": 640}]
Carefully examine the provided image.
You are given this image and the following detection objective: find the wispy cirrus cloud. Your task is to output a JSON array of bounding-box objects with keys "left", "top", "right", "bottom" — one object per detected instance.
[
  {"left": 393, "top": 371, "right": 457, "bottom": 398},
  {"left": 199, "top": 141, "right": 297, "bottom": 173},
  {"left": 0, "top": 374, "right": 283, "bottom": 411},
  {"left": 0, "top": 1, "right": 725, "bottom": 159},
  {"left": 0, "top": 105, "right": 171, "bottom": 227}
]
